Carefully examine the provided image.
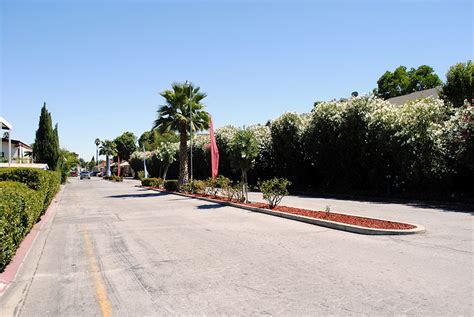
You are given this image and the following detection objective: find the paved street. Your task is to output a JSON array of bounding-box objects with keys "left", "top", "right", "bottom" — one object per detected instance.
[{"left": 1, "top": 177, "right": 472, "bottom": 316}]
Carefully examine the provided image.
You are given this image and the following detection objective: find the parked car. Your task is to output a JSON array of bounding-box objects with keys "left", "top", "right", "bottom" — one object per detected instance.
[
  {"left": 70, "top": 171, "right": 78, "bottom": 177},
  {"left": 80, "top": 171, "right": 91, "bottom": 180}
]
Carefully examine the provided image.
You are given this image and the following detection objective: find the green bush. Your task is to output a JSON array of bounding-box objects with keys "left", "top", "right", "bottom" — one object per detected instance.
[
  {"left": 204, "top": 177, "right": 218, "bottom": 196},
  {"left": 258, "top": 177, "right": 291, "bottom": 208},
  {"left": 141, "top": 178, "right": 163, "bottom": 188},
  {"left": 111, "top": 176, "right": 123, "bottom": 182},
  {"left": 137, "top": 171, "right": 145, "bottom": 180},
  {"left": 103, "top": 175, "right": 122, "bottom": 182},
  {"left": 0, "top": 168, "right": 60, "bottom": 211},
  {"left": 164, "top": 180, "right": 179, "bottom": 191},
  {"left": 192, "top": 96, "right": 473, "bottom": 200},
  {"left": 181, "top": 180, "right": 206, "bottom": 194},
  {"left": 204, "top": 175, "right": 232, "bottom": 197},
  {"left": 0, "top": 181, "right": 43, "bottom": 271}
]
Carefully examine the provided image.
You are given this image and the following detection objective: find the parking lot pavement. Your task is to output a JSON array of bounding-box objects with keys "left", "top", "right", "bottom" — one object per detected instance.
[{"left": 1, "top": 177, "right": 472, "bottom": 315}]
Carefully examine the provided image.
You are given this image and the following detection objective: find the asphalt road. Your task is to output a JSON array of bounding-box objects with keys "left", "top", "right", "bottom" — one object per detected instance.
[{"left": 1, "top": 177, "right": 472, "bottom": 316}]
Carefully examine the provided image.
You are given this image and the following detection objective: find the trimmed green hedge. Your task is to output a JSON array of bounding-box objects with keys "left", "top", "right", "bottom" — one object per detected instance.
[
  {"left": 0, "top": 168, "right": 61, "bottom": 271},
  {"left": 141, "top": 178, "right": 164, "bottom": 188},
  {"left": 0, "top": 168, "right": 60, "bottom": 211},
  {"left": 164, "top": 180, "right": 179, "bottom": 191},
  {"left": 0, "top": 181, "right": 43, "bottom": 271}
]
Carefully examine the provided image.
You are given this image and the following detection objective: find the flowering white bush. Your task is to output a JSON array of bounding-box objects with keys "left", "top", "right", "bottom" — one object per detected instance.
[
  {"left": 215, "top": 125, "right": 238, "bottom": 145},
  {"left": 133, "top": 95, "right": 472, "bottom": 198}
]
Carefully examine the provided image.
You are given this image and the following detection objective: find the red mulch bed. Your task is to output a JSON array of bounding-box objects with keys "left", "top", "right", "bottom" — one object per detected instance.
[
  {"left": 148, "top": 188, "right": 416, "bottom": 230},
  {"left": 192, "top": 194, "right": 416, "bottom": 230}
]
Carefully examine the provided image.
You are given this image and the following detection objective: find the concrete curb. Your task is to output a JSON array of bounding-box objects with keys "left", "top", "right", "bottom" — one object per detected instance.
[
  {"left": 142, "top": 187, "right": 425, "bottom": 235},
  {"left": 0, "top": 185, "right": 65, "bottom": 296}
]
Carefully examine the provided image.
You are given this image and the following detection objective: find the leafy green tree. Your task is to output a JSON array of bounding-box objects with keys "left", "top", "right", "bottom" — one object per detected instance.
[
  {"left": 33, "top": 103, "right": 60, "bottom": 170},
  {"left": 215, "top": 125, "right": 239, "bottom": 180},
  {"left": 99, "top": 140, "right": 117, "bottom": 177},
  {"left": 375, "top": 65, "right": 441, "bottom": 99},
  {"left": 156, "top": 142, "right": 178, "bottom": 180},
  {"left": 228, "top": 129, "right": 259, "bottom": 202},
  {"left": 153, "top": 82, "right": 210, "bottom": 186},
  {"left": 138, "top": 129, "right": 179, "bottom": 151},
  {"left": 375, "top": 66, "right": 411, "bottom": 99},
  {"left": 59, "top": 149, "right": 79, "bottom": 183},
  {"left": 408, "top": 65, "right": 442, "bottom": 92},
  {"left": 441, "top": 60, "right": 473, "bottom": 107},
  {"left": 88, "top": 156, "right": 96, "bottom": 171},
  {"left": 114, "top": 131, "right": 137, "bottom": 161},
  {"left": 79, "top": 158, "right": 87, "bottom": 168}
]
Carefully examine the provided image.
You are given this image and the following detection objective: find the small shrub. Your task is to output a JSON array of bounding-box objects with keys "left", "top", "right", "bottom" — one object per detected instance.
[
  {"left": 141, "top": 178, "right": 163, "bottom": 188},
  {"left": 258, "top": 177, "right": 291, "bottom": 208},
  {"left": 205, "top": 178, "right": 219, "bottom": 196},
  {"left": 215, "top": 175, "right": 231, "bottom": 189},
  {"left": 164, "top": 180, "right": 179, "bottom": 191},
  {"left": 181, "top": 180, "right": 206, "bottom": 194},
  {"left": 137, "top": 171, "right": 145, "bottom": 180},
  {"left": 325, "top": 205, "right": 331, "bottom": 216},
  {"left": 103, "top": 175, "right": 123, "bottom": 182},
  {"left": 202, "top": 175, "right": 230, "bottom": 196},
  {"left": 223, "top": 183, "right": 235, "bottom": 200},
  {"left": 111, "top": 176, "right": 123, "bottom": 182},
  {"left": 191, "top": 180, "right": 206, "bottom": 194},
  {"left": 233, "top": 182, "right": 245, "bottom": 202}
]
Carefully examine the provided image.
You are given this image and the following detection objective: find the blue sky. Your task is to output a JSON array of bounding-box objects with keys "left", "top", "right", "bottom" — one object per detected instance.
[{"left": 1, "top": 0, "right": 472, "bottom": 160}]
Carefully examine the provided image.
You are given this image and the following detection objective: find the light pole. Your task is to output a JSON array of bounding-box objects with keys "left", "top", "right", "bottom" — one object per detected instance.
[
  {"left": 185, "top": 80, "right": 193, "bottom": 181},
  {"left": 95, "top": 138, "right": 100, "bottom": 171}
]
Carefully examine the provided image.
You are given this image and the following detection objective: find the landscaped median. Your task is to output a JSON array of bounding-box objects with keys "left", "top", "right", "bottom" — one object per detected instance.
[
  {"left": 141, "top": 183, "right": 425, "bottom": 235},
  {"left": 0, "top": 168, "right": 61, "bottom": 271}
]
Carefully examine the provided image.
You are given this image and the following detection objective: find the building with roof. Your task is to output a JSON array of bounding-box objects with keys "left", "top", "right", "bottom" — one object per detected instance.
[
  {"left": 386, "top": 87, "right": 440, "bottom": 106},
  {"left": 1, "top": 138, "right": 33, "bottom": 164},
  {"left": 0, "top": 116, "right": 35, "bottom": 166},
  {"left": 0, "top": 116, "right": 13, "bottom": 166}
]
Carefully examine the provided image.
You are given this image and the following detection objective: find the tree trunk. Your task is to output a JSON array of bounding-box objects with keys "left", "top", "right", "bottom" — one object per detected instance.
[
  {"left": 242, "top": 169, "right": 248, "bottom": 203},
  {"left": 162, "top": 165, "right": 169, "bottom": 181},
  {"left": 106, "top": 155, "right": 111, "bottom": 176},
  {"left": 178, "top": 127, "right": 189, "bottom": 186}
]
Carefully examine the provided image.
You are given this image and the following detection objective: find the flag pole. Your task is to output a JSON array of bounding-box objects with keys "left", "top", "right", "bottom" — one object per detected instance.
[
  {"left": 210, "top": 117, "right": 219, "bottom": 179},
  {"left": 143, "top": 144, "right": 148, "bottom": 179}
]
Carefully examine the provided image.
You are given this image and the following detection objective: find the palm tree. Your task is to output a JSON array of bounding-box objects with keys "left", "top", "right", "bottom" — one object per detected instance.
[
  {"left": 153, "top": 82, "right": 210, "bottom": 186},
  {"left": 99, "top": 140, "right": 117, "bottom": 177}
]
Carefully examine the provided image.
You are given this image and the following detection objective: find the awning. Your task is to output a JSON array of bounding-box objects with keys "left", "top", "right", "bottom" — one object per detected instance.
[{"left": 0, "top": 117, "right": 12, "bottom": 130}]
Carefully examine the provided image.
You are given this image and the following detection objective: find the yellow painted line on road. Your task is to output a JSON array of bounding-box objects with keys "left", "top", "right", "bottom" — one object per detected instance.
[{"left": 82, "top": 225, "right": 112, "bottom": 317}]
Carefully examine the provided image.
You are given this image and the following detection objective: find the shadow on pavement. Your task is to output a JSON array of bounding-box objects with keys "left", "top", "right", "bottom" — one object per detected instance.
[
  {"left": 196, "top": 204, "right": 226, "bottom": 210},
  {"left": 107, "top": 192, "right": 168, "bottom": 199}
]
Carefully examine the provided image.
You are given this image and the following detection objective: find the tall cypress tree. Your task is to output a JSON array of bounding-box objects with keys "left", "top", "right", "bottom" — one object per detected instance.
[
  {"left": 53, "top": 123, "right": 61, "bottom": 171},
  {"left": 33, "top": 103, "right": 59, "bottom": 169}
]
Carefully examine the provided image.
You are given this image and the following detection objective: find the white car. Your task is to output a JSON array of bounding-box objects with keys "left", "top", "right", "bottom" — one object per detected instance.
[{"left": 80, "top": 171, "right": 91, "bottom": 179}]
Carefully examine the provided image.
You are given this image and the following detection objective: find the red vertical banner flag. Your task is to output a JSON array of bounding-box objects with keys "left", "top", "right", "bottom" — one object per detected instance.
[
  {"left": 117, "top": 156, "right": 121, "bottom": 177},
  {"left": 210, "top": 118, "right": 219, "bottom": 179}
]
